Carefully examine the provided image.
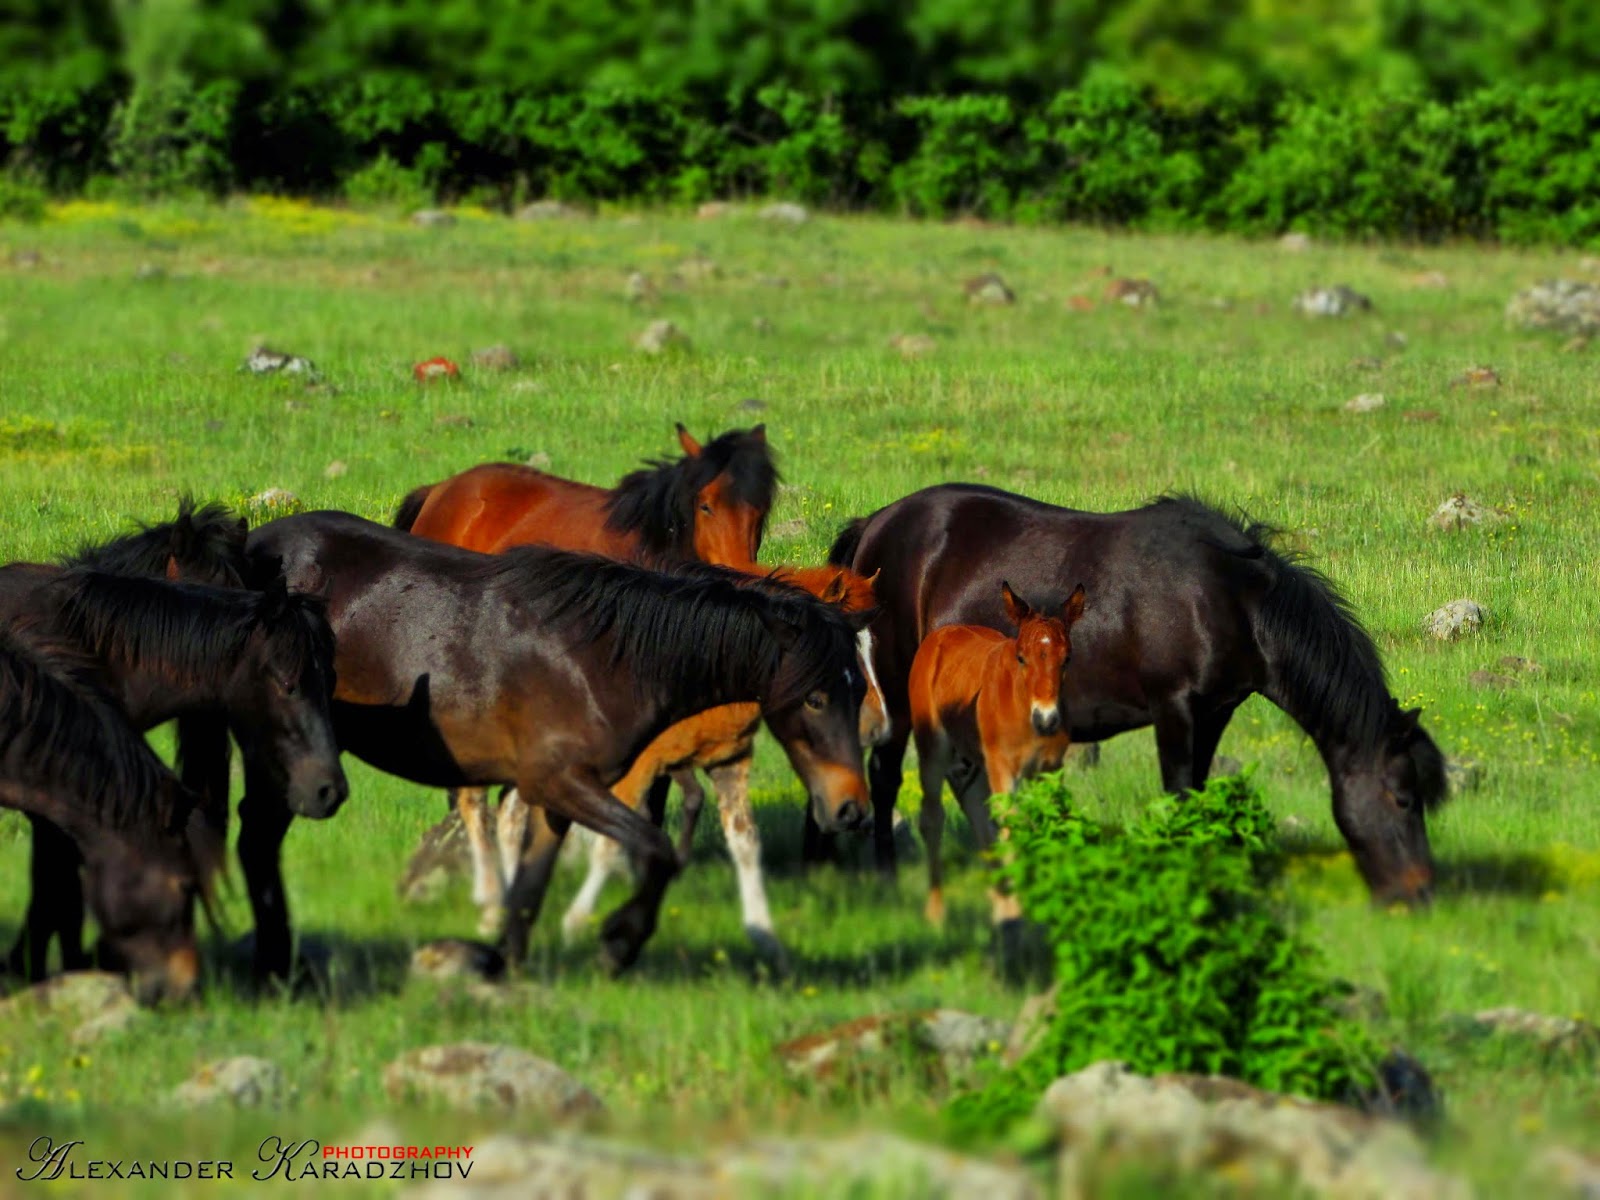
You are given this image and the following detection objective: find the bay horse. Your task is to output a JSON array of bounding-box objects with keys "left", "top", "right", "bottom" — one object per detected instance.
[
  {"left": 0, "top": 626, "right": 216, "bottom": 1003},
  {"left": 396, "top": 423, "right": 777, "bottom": 568},
  {"left": 911, "top": 582, "right": 1086, "bottom": 927},
  {"left": 556, "top": 564, "right": 882, "bottom": 963},
  {"left": 239, "top": 511, "right": 871, "bottom": 977},
  {"left": 826, "top": 485, "right": 1446, "bottom": 904},
  {"left": 0, "top": 566, "right": 347, "bottom": 979}
]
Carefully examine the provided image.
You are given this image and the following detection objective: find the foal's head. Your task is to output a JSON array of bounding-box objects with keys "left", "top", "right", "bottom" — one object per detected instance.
[{"left": 1001, "top": 581, "right": 1087, "bottom": 737}]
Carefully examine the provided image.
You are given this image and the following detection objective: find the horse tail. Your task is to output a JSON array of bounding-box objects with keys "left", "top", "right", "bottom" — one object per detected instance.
[
  {"left": 393, "top": 484, "right": 433, "bottom": 532},
  {"left": 828, "top": 518, "right": 869, "bottom": 568},
  {"left": 174, "top": 712, "right": 232, "bottom": 886}
]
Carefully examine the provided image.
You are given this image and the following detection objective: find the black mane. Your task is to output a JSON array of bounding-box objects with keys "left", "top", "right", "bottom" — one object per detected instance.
[
  {"left": 477, "top": 547, "right": 852, "bottom": 712},
  {"left": 1151, "top": 495, "right": 1445, "bottom": 809},
  {"left": 0, "top": 626, "right": 188, "bottom": 835},
  {"left": 65, "top": 498, "right": 249, "bottom": 587},
  {"left": 604, "top": 426, "right": 779, "bottom": 559},
  {"left": 47, "top": 569, "right": 335, "bottom": 688}
]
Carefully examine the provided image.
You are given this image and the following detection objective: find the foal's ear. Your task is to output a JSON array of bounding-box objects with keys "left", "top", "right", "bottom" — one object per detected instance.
[
  {"left": 818, "top": 570, "right": 848, "bottom": 606},
  {"left": 750, "top": 423, "right": 767, "bottom": 442},
  {"left": 1394, "top": 706, "right": 1422, "bottom": 737},
  {"left": 1000, "top": 581, "right": 1030, "bottom": 626},
  {"left": 675, "top": 422, "right": 703, "bottom": 458},
  {"left": 1063, "top": 583, "right": 1087, "bottom": 628}
]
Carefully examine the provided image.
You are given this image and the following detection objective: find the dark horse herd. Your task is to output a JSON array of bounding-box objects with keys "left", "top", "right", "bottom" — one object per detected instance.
[{"left": 0, "top": 423, "right": 1447, "bottom": 1003}]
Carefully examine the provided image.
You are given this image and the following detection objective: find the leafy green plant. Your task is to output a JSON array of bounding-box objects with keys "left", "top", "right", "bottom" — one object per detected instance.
[
  {"left": 343, "top": 152, "right": 434, "bottom": 211},
  {"left": 950, "top": 773, "right": 1381, "bottom": 1138}
]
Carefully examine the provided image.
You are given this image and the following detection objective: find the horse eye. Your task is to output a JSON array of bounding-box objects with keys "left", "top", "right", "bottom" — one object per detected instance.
[
  {"left": 805, "top": 691, "right": 826, "bottom": 711},
  {"left": 700, "top": 503, "right": 713, "bottom": 515},
  {"left": 1016, "top": 653, "right": 1025, "bottom": 665}
]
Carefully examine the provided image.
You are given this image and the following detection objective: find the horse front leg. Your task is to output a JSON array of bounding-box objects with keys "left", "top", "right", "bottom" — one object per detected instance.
[
  {"left": 5, "top": 817, "right": 84, "bottom": 980},
  {"left": 237, "top": 776, "right": 296, "bottom": 984},
  {"left": 669, "top": 768, "right": 706, "bottom": 864},
  {"left": 507, "top": 765, "right": 679, "bottom": 976},
  {"left": 707, "top": 756, "right": 783, "bottom": 968},
  {"left": 915, "top": 735, "right": 951, "bottom": 926},
  {"left": 868, "top": 722, "right": 911, "bottom": 878},
  {"left": 560, "top": 828, "right": 624, "bottom": 944}
]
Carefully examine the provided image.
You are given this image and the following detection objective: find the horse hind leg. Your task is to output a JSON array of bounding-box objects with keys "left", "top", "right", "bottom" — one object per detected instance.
[
  {"left": 560, "top": 830, "right": 625, "bottom": 945},
  {"left": 916, "top": 739, "right": 951, "bottom": 927},
  {"left": 671, "top": 768, "right": 707, "bottom": 865},
  {"left": 457, "top": 787, "right": 505, "bottom": 938}
]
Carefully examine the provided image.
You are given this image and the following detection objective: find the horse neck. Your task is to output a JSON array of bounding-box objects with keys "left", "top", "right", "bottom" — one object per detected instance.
[{"left": 102, "top": 656, "right": 235, "bottom": 728}]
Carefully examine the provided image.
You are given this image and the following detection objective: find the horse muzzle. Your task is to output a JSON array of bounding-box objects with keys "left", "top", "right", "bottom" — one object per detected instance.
[{"left": 1031, "top": 705, "right": 1062, "bottom": 737}]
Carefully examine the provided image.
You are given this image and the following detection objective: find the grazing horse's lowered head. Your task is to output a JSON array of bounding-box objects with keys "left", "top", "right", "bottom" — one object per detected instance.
[
  {"left": 606, "top": 423, "right": 778, "bottom": 568},
  {"left": 771, "top": 564, "right": 890, "bottom": 746},
  {"left": 0, "top": 628, "right": 217, "bottom": 1004},
  {"left": 66, "top": 497, "right": 250, "bottom": 588}
]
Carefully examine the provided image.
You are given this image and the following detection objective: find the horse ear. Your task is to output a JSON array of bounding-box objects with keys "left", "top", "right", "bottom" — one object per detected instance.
[
  {"left": 819, "top": 570, "right": 848, "bottom": 605},
  {"left": 750, "top": 423, "right": 767, "bottom": 442},
  {"left": 259, "top": 572, "right": 291, "bottom": 620},
  {"left": 676, "top": 423, "right": 703, "bottom": 458},
  {"left": 1063, "top": 584, "right": 1087, "bottom": 627},
  {"left": 1001, "top": 581, "right": 1029, "bottom": 626},
  {"left": 757, "top": 609, "right": 802, "bottom": 651},
  {"left": 1394, "top": 706, "right": 1422, "bottom": 737},
  {"left": 863, "top": 567, "right": 881, "bottom": 596}
]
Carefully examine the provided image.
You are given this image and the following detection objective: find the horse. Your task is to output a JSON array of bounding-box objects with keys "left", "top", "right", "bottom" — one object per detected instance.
[
  {"left": 396, "top": 423, "right": 782, "bottom": 929},
  {"left": 395, "top": 423, "right": 778, "bottom": 568},
  {"left": 555, "top": 564, "right": 883, "bottom": 963},
  {"left": 238, "top": 510, "right": 871, "bottom": 978},
  {"left": 825, "top": 485, "right": 1446, "bottom": 904},
  {"left": 0, "top": 625, "right": 217, "bottom": 1003},
  {"left": 911, "top": 581, "right": 1086, "bottom": 927},
  {"left": 0, "top": 566, "right": 347, "bottom": 979}
]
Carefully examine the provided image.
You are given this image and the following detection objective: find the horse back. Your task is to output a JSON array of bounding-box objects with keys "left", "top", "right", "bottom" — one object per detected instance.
[{"left": 407, "top": 462, "right": 625, "bottom": 557}]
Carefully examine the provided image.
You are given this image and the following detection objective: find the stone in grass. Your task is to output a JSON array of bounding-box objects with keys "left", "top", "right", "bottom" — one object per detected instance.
[
  {"left": 1468, "top": 669, "right": 1518, "bottom": 691},
  {"left": 889, "top": 332, "right": 938, "bottom": 360},
  {"left": 1498, "top": 655, "right": 1544, "bottom": 676},
  {"left": 1293, "top": 285, "right": 1373, "bottom": 317},
  {"left": 411, "top": 209, "right": 456, "bottom": 229},
  {"left": 1429, "top": 493, "right": 1506, "bottom": 532},
  {"left": 1105, "top": 277, "right": 1159, "bottom": 307},
  {"left": 1422, "top": 599, "right": 1484, "bottom": 641},
  {"left": 169, "top": 1057, "right": 289, "bottom": 1110},
  {"left": 410, "top": 938, "right": 506, "bottom": 984},
  {"left": 776, "top": 1010, "right": 1010, "bottom": 1086},
  {"left": 246, "top": 488, "right": 301, "bottom": 516},
  {"left": 515, "top": 200, "right": 585, "bottom": 221},
  {"left": 1531, "top": 1145, "right": 1600, "bottom": 1199},
  {"left": 1450, "top": 365, "right": 1501, "bottom": 388},
  {"left": 1444, "top": 758, "right": 1483, "bottom": 793},
  {"left": 1447, "top": 1008, "right": 1600, "bottom": 1056},
  {"left": 635, "top": 320, "right": 690, "bottom": 354},
  {"left": 1506, "top": 280, "right": 1600, "bottom": 335},
  {"left": 624, "top": 270, "right": 655, "bottom": 303},
  {"left": 1344, "top": 393, "right": 1386, "bottom": 413},
  {"left": 1279, "top": 232, "right": 1313, "bottom": 252},
  {"left": 1039, "top": 1060, "right": 1467, "bottom": 1200},
  {"left": 470, "top": 344, "right": 519, "bottom": 371},
  {"left": 383, "top": 1042, "right": 602, "bottom": 1115},
  {"left": 964, "top": 272, "right": 1016, "bottom": 306},
  {"left": 0, "top": 971, "right": 145, "bottom": 1044},
  {"left": 758, "top": 201, "right": 809, "bottom": 225},
  {"left": 323, "top": 460, "right": 348, "bottom": 479},
  {"left": 242, "top": 345, "right": 318, "bottom": 378},
  {"left": 723, "top": 1134, "right": 1040, "bottom": 1200}
]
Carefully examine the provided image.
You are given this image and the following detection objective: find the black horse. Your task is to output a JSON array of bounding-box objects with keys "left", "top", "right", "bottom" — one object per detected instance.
[
  {"left": 236, "top": 510, "right": 871, "bottom": 978},
  {"left": 0, "top": 626, "right": 216, "bottom": 1003},
  {"left": 825, "top": 485, "right": 1446, "bottom": 903},
  {"left": 0, "top": 566, "right": 347, "bottom": 978}
]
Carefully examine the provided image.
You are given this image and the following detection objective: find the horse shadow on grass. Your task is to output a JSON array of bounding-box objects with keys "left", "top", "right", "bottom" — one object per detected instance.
[{"left": 1278, "top": 830, "right": 1562, "bottom": 900}]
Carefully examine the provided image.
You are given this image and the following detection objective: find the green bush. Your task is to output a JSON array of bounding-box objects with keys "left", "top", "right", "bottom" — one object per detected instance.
[
  {"left": 948, "top": 773, "right": 1381, "bottom": 1138},
  {"left": 343, "top": 151, "right": 434, "bottom": 211},
  {"left": 0, "top": 173, "right": 46, "bottom": 221}
]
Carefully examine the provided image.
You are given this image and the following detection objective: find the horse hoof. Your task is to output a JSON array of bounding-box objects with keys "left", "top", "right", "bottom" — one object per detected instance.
[
  {"left": 476, "top": 904, "right": 506, "bottom": 940},
  {"left": 598, "top": 934, "right": 641, "bottom": 977}
]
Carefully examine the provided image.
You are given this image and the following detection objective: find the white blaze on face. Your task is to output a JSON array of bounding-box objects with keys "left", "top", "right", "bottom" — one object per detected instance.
[{"left": 855, "top": 626, "right": 889, "bottom": 742}]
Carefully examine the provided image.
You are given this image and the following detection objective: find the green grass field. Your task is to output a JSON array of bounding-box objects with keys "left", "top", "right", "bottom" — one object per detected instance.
[{"left": 0, "top": 198, "right": 1597, "bottom": 1196}]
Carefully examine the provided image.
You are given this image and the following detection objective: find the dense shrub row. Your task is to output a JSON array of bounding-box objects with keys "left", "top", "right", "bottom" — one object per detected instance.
[
  {"left": 4, "top": 81, "right": 1600, "bottom": 245},
  {"left": 948, "top": 773, "right": 1381, "bottom": 1137}
]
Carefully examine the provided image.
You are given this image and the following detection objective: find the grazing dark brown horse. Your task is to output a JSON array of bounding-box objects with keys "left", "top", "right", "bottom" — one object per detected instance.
[
  {"left": 396, "top": 423, "right": 778, "bottom": 569},
  {"left": 0, "top": 627, "right": 216, "bottom": 1003},
  {"left": 239, "top": 511, "right": 870, "bottom": 978},
  {"left": 825, "top": 485, "right": 1446, "bottom": 904},
  {"left": 0, "top": 567, "right": 346, "bottom": 979}
]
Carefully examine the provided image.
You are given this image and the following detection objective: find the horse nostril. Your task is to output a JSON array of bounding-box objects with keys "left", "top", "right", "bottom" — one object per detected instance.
[{"left": 317, "top": 781, "right": 345, "bottom": 810}]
